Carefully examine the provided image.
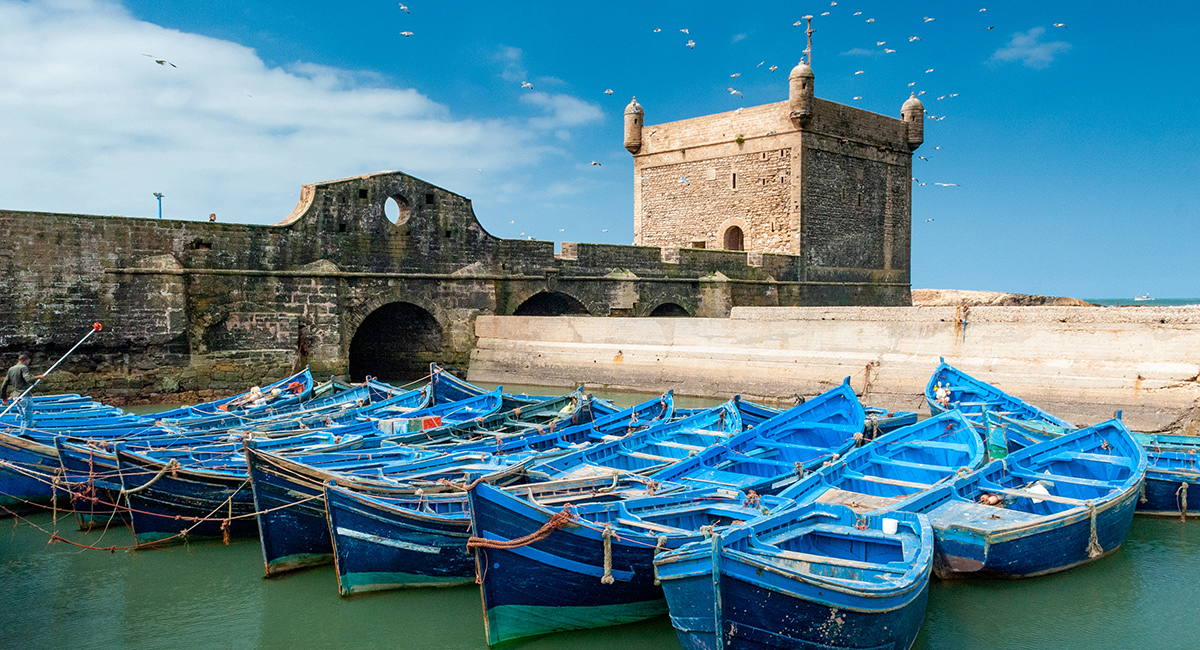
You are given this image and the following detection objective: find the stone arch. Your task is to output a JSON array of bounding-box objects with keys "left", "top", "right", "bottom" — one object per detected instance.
[
  {"left": 347, "top": 301, "right": 444, "bottom": 381},
  {"left": 649, "top": 302, "right": 690, "bottom": 317},
  {"left": 718, "top": 217, "right": 749, "bottom": 251},
  {"left": 513, "top": 291, "right": 592, "bottom": 316}
]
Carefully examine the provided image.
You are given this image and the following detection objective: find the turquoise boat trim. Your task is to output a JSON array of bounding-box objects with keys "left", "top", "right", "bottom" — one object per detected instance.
[
  {"left": 339, "top": 570, "right": 474, "bottom": 595},
  {"left": 265, "top": 552, "right": 333, "bottom": 574},
  {"left": 485, "top": 601, "right": 668, "bottom": 645}
]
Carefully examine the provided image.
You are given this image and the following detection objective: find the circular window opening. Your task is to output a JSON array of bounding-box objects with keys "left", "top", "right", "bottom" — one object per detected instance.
[{"left": 385, "top": 195, "right": 412, "bottom": 224}]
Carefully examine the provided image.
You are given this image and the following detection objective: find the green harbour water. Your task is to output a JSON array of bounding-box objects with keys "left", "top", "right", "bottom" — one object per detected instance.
[
  {"left": 3, "top": 390, "right": 1197, "bottom": 649},
  {"left": 0, "top": 513, "right": 1195, "bottom": 650}
]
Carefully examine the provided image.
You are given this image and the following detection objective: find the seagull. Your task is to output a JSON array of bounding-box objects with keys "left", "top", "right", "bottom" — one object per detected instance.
[
  {"left": 918, "top": 156, "right": 929, "bottom": 161},
  {"left": 980, "top": 7, "right": 987, "bottom": 11},
  {"left": 509, "top": 220, "right": 515, "bottom": 224},
  {"left": 821, "top": 12, "right": 830, "bottom": 16},
  {"left": 853, "top": 11, "right": 862, "bottom": 16},
  {"left": 680, "top": 28, "right": 689, "bottom": 34},
  {"left": 735, "top": 107, "right": 743, "bottom": 114},
  {"left": 604, "top": 89, "right": 613, "bottom": 95},
  {"left": 925, "top": 68, "right": 935, "bottom": 73},
  {"left": 853, "top": 96, "right": 863, "bottom": 100},
  {"left": 866, "top": 18, "right": 875, "bottom": 23},
  {"left": 949, "top": 93, "right": 959, "bottom": 97},
  {"left": 653, "top": 28, "right": 662, "bottom": 32},
  {"left": 884, "top": 48, "right": 896, "bottom": 53},
  {"left": 909, "top": 36, "right": 921, "bottom": 41},
  {"left": 398, "top": 3, "right": 409, "bottom": 12},
  {"left": 912, "top": 177, "right": 919, "bottom": 182},
  {"left": 908, "top": 81, "right": 916, "bottom": 86},
  {"left": 924, "top": 218, "right": 935, "bottom": 222},
  {"left": 685, "top": 40, "right": 695, "bottom": 49},
  {"left": 923, "top": 17, "right": 936, "bottom": 22},
  {"left": 877, "top": 41, "right": 886, "bottom": 46},
  {"left": 756, "top": 61, "right": 765, "bottom": 68},
  {"left": 794, "top": 20, "right": 804, "bottom": 26},
  {"left": 831, "top": 1, "right": 837, "bottom": 5},
  {"left": 731, "top": 73, "right": 741, "bottom": 78},
  {"left": 934, "top": 182, "right": 958, "bottom": 186},
  {"left": 769, "top": 65, "right": 778, "bottom": 72},
  {"left": 590, "top": 161, "right": 602, "bottom": 166},
  {"left": 602, "top": 229, "right": 609, "bottom": 232},
  {"left": 933, "top": 146, "right": 943, "bottom": 150},
  {"left": 727, "top": 88, "right": 743, "bottom": 97},
  {"left": 918, "top": 90, "right": 927, "bottom": 95},
  {"left": 937, "top": 95, "right": 946, "bottom": 100},
  {"left": 766, "top": 130, "right": 776, "bottom": 135},
  {"left": 1053, "top": 23, "right": 1066, "bottom": 28},
  {"left": 988, "top": 26, "right": 995, "bottom": 30},
  {"left": 855, "top": 70, "right": 864, "bottom": 75},
  {"left": 559, "top": 229, "right": 565, "bottom": 232},
  {"left": 521, "top": 81, "right": 534, "bottom": 89},
  {"left": 678, "top": 175, "right": 690, "bottom": 185},
  {"left": 143, "top": 54, "right": 176, "bottom": 67},
  {"left": 400, "top": 31, "right": 414, "bottom": 37}
]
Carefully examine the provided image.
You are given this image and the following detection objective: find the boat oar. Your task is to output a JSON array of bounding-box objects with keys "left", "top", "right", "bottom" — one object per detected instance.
[{"left": 0, "top": 322, "right": 103, "bottom": 418}]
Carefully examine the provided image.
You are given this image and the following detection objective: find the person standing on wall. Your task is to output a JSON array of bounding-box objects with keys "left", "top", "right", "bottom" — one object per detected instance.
[{"left": 1, "top": 352, "right": 44, "bottom": 430}]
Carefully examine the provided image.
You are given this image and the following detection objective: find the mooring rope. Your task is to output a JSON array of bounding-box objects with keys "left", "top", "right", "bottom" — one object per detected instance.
[
  {"left": 652, "top": 534, "right": 668, "bottom": 585},
  {"left": 1177, "top": 482, "right": 1189, "bottom": 522},
  {"left": 598, "top": 524, "right": 616, "bottom": 585},
  {"left": 1086, "top": 500, "right": 1103, "bottom": 559},
  {"left": 1140, "top": 480, "right": 1147, "bottom": 504},
  {"left": 466, "top": 506, "right": 575, "bottom": 551},
  {"left": 118, "top": 459, "right": 180, "bottom": 496}
]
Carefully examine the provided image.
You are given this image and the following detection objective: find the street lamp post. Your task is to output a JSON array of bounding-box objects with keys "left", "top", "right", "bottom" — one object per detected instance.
[{"left": 153, "top": 192, "right": 164, "bottom": 219}]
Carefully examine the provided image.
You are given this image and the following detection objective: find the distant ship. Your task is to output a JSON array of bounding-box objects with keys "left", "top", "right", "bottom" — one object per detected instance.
[{"left": 1134, "top": 293, "right": 1153, "bottom": 301}]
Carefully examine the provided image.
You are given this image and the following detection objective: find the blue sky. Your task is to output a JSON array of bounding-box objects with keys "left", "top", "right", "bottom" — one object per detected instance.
[{"left": 1, "top": 1, "right": 1197, "bottom": 298}]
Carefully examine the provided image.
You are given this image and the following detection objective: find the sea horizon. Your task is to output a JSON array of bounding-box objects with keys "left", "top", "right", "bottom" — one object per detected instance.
[{"left": 1085, "top": 297, "right": 1200, "bottom": 307}]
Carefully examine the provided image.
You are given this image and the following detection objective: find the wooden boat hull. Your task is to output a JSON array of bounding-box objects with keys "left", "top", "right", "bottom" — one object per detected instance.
[
  {"left": 1137, "top": 471, "right": 1199, "bottom": 518},
  {"left": 0, "top": 433, "right": 61, "bottom": 511},
  {"left": 468, "top": 484, "right": 669, "bottom": 645},
  {"left": 247, "top": 448, "right": 342, "bottom": 575},
  {"left": 655, "top": 506, "right": 932, "bottom": 650},
  {"left": 929, "top": 481, "right": 1141, "bottom": 579},
  {"left": 325, "top": 485, "right": 474, "bottom": 595},
  {"left": 116, "top": 450, "right": 258, "bottom": 544},
  {"left": 54, "top": 441, "right": 128, "bottom": 529}
]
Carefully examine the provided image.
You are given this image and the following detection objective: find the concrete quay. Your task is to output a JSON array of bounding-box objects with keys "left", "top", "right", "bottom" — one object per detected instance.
[{"left": 467, "top": 306, "right": 1200, "bottom": 434}]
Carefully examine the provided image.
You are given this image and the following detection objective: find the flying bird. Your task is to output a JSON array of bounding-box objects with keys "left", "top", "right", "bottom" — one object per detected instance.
[
  {"left": 400, "top": 31, "right": 414, "bottom": 37},
  {"left": 853, "top": 11, "right": 862, "bottom": 16},
  {"left": 936, "top": 95, "right": 946, "bottom": 100},
  {"left": 877, "top": 41, "right": 886, "bottom": 46},
  {"left": 852, "top": 96, "right": 863, "bottom": 100},
  {"left": 925, "top": 68, "right": 935, "bottom": 73},
  {"left": 685, "top": 40, "right": 695, "bottom": 49},
  {"left": 521, "top": 81, "right": 534, "bottom": 89},
  {"left": 730, "top": 73, "right": 741, "bottom": 78},
  {"left": 601, "top": 229, "right": 609, "bottom": 232},
  {"left": 933, "top": 146, "right": 943, "bottom": 150},
  {"left": 918, "top": 156, "right": 929, "bottom": 161},
  {"left": 866, "top": 18, "right": 875, "bottom": 23},
  {"left": 934, "top": 182, "right": 958, "bottom": 186},
  {"left": 680, "top": 28, "right": 689, "bottom": 34},
  {"left": 768, "top": 65, "right": 778, "bottom": 72},
  {"left": 735, "top": 107, "right": 743, "bottom": 114},
  {"left": 794, "top": 20, "right": 804, "bottom": 26},
  {"left": 604, "top": 89, "right": 613, "bottom": 95},
  {"left": 988, "top": 26, "right": 995, "bottom": 30},
  {"left": 855, "top": 70, "right": 864, "bottom": 75},
  {"left": 884, "top": 48, "right": 896, "bottom": 53},
  {"left": 820, "top": 12, "right": 830, "bottom": 16},
  {"left": 727, "top": 88, "right": 743, "bottom": 97},
  {"left": 143, "top": 54, "right": 176, "bottom": 67},
  {"left": 923, "top": 17, "right": 936, "bottom": 22},
  {"left": 653, "top": 28, "right": 662, "bottom": 32},
  {"left": 590, "top": 161, "right": 602, "bottom": 166},
  {"left": 924, "top": 218, "right": 935, "bottom": 222},
  {"left": 979, "top": 7, "right": 987, "bottom": 11},
  {"left": 909, "top": 36, "right": 921, "bottom": 41},
  {"left": 908, "top": 81, "right": 916, "bottom": 86},
  {"left": 918, "top": 90, "right": 927, "bottom": 95},
  {"left": 756, "top": 61, "right": 765, "bottom": 68},
  {"left": 398, "top": 3, "right": 409, "bottom": 12},
  {"left": 1053, "top": 23, "right": 1066, "bottom": 28},
  {"left": 949, "top": 93, "right": 959, "bottom": 97}
]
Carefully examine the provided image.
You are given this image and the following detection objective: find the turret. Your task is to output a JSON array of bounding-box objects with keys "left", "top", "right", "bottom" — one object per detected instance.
[
  {"left": 788, "top": 61, "right": 814, "bottom": 125},
  {"left": 901, "top": 93, "right": 924, "bottom": 150},
  {"left": 624, "top": 97, "right": 644, "bottom": 154}
]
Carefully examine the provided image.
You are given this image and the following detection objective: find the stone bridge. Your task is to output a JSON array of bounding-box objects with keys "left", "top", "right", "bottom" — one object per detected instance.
[{"left": 0, "top": 171, "right": 909, "bottom": 402}]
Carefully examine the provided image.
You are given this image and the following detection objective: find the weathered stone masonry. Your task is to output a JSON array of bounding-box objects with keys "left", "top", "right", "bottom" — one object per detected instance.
[{"left": 0, "top": 169, "right": 909, "bottom": 402}]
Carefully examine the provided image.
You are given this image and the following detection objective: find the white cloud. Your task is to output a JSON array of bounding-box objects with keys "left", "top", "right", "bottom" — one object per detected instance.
[
  {"left": 840, "top": 47, "right": 879, "bottom": 57},
  {"left": 522, "top": 92, "right": 603, "bottom": 130},
  {"left": 991, "top": 27, "right": 1071, "bottom": 69},
  {"left": 495, "top": 45, "right": 527, "bottom": 82},
  {"left": 731, "top": 33, "right": 747, "bottom": 44},
  {"left": 0, "top": 1, "right": 597, "bottom": 223}
]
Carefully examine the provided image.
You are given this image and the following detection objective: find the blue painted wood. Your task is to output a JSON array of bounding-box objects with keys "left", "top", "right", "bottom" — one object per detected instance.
[
  {"left": 650, "top": 381, "right": 866, "bottom": 496},
  {"left": 895, "top": 419, "right": 1148, "bottom": 578},
  {"left": 1136, "top": 444, "right": 1199, "bottom": 518},
  {"left": 466, "top": 481, "right": 783, "bottom": 645},
  {"left": 778, "top": 409, "right": 986, "bottom": 511},
  {"left": 654, "top": 503, "right": 933, "bottom": 650}
]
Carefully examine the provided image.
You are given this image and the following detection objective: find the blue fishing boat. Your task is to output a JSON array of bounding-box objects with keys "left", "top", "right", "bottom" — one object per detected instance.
[
  {"left": 317, "top": 396, "right": 679, "bottom": 591},
  {"left": 779, "top": 410, "right": 986, "bottom": 512},
  {"left": 864, "top": 406, "right": 919, "bottom": 439},
  {"left": 650, "top": 381, "right": 865, "bottom": 495},
  {"left": 654, "top": 504, "right": 933, "bottom": 650},
  {"left": 325, "top": 474, "right": 668, "bottom": 595},
  {"left": 467, "top": 482, "right": 785, "bottom": 645},
  {"left": 1129, "top": 436, "right": 1198, "bottom": 519},
  {"left": 896, "top": 420, "right": 1147, "bottom": 578},
  {"left": 926, "top": 359, "right": 1073, "bottom": 456}
]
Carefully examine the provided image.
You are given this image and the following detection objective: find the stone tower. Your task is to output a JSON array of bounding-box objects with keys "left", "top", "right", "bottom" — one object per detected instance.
[
  {"left": 901, "top": 93, "right": 924, "bottom": 151},
  {"left": 626, "top": 38, "right": 920, "bottom": 285},
  {"left": 624, "top": 97, "right": 644, "bottom": 154}
]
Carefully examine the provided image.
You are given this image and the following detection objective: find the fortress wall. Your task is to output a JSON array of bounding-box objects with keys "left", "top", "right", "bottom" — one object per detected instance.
[{"left": 468, "top": 306, "right": 1200, "bottom": 432}]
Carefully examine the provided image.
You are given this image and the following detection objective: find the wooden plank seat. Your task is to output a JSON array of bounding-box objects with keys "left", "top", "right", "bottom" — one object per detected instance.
[
  {"left": 760, "top": 548, "right": 908, "bottom": 573},
  {"left": 617, "top": 517, "right": 680, "bottom": 534},
  {"left": 848, "top": 473, "right": 932, "bottom": 490},
  {"left": 655, "top": 441, "right": 706, "bottom": 452},
  {"left": 814, "top": 489, "right": 902, "bottom": 513},
  {"left": 624, "top": 450, "right": 678, "bottom": 463}
]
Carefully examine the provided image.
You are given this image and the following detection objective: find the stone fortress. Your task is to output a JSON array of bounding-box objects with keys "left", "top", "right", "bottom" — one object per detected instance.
[
  {"left": 626, "top": 24, "right": 924, "bottom": 283},
  {"left": 0, "top": 30, "right": 923, "bottom": 401}
]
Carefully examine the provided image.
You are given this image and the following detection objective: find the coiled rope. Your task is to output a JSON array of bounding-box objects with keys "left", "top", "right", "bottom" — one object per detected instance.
[
  {"left": 1177, "top": 482, "right": 1189, "bottom": 522},
  {"left": 118, "top": 459, "right": 180, "bottom": 495},
  {"left": 465, "top": 507, "right": 575, "bottom": 551}
]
